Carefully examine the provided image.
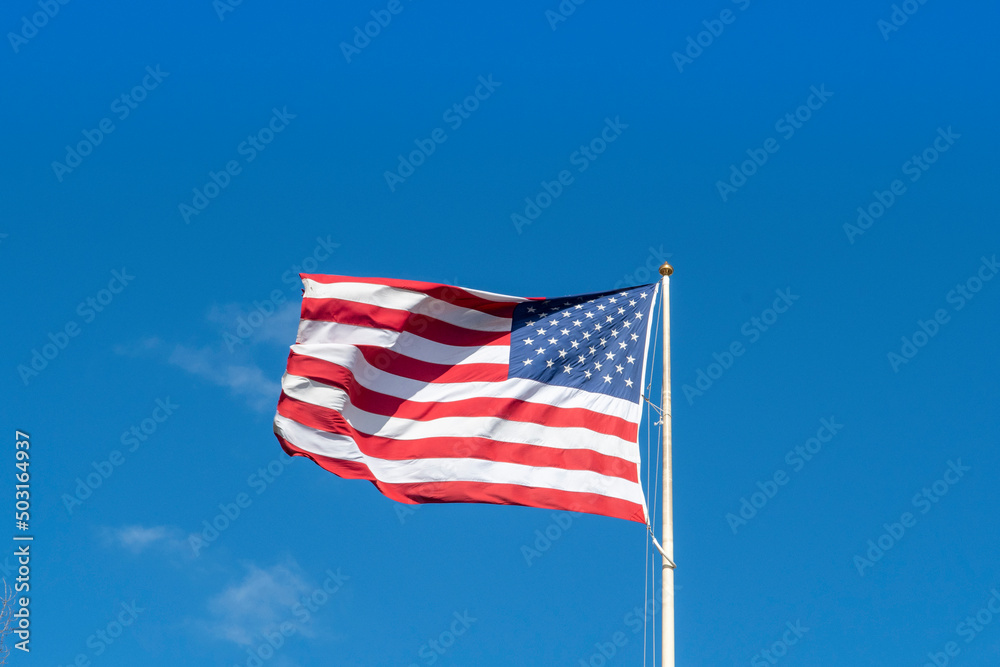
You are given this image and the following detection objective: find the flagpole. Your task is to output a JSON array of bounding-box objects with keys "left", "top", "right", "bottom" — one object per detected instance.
[{"left": 659, "top": 261, "right": 675, "bottom": 667}]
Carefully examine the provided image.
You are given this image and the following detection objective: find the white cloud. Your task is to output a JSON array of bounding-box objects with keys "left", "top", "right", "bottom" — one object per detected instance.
[
  {"left": 203, "top": 560, "right": 313, "bottom": 646},
  {"left": 167, "top": 343, "right": 280, "bottom": 412},
  {"left": 104, "top": 524, "right": 186, "bottom": 554}
]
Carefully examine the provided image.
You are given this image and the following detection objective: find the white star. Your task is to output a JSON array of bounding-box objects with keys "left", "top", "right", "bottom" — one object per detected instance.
[
  {"left": 626, "top": 355, "right": 635, "bottom": 364},
  {"left": 546, "top": 359, "right": 554, "bottom": 368},
  {"left": 523, "top": 359, "right": 532, "bottom": 366},
  {"left": 630, "top": 333, "right": 639, "bottom": 341},
  {"left": 605, "top": 351, "right": 615, "bottom": 361},
  {"left": 615, "top": 364, "right": 623, "bottom": 373},
  {"left": 563, "top": 365, "right": 573, "bottom": 374},
  {"left": 618, "top": 341, "right": 627, "bottom": 350},
  {"left": 561, "top": 328, "right": 570, "bottom": 336},
  {"left": 611, "top": 329, "right": 620, "bottom": 337},
  {"left": 605, "top": 315, "right": 614, "bottom": 323},
  {"left": 629, "top": 299, "right": 636, "bottom": 306},
  {"left": 558, "top": 349, "right": 568, "bottom": 358},
  {"left": 548, "top": 337, "right": 558, "bottom": 345},
  {"left": 623, "top": 320, "right": 632, "bottom": 328},
  {"left": 537, "top": 327, "right": 546, "bottom": 335},
  {"left": 535, "top": 347, "right": 546, "bottom": 355},
  {"left": 572, "top": 320, "right": 582, "bottom": 327},
  {"left": 619, "top": 292, "right": 628, "bottom": 297},
  {"left": 584, "top": 370, "right": 592, "bottom": 379},
  {"left": 618, "top": 307, "right": 625, "bottom": 315},
  {"left": 526, "top": 320, "right": 535, "bottom": 327},
  {"left": 524, "top": 337, "right": 534, "bottom": 345},
  {"left": 589, "top": 346, "right": 597, "bottom": 356},
  {"left": 603, "top": 374, "right": 612, "bottom": 383},
  {"left": 577, "top": 355, "right": 587, "bottom": 364},
  {"left": 594, "top": 323, "right": 602, "bottom": 331},
  {"left": 582, "top": 331, "right": 591, "bottom": 340},
  {"left": 585, "top": 312, "right": 594, "bottom": 319},
  {"left": 599, "top": 337, "right": 607, "bottom": 346},
  {"left": 549, "top": 318, "right": 559, "bottom": 326},
  {"left": 527, "top": 306, "right": 536, "bottom": 313},
  {"left": 609, "top": 297, "right": 617, "bottom": 304},
  {"left": 625, "top": 378, "right": 633, "bottom": 388},
  {"left": 570, "top": 340, "right": 579, "bottom": 349},
  {"left": 562, "top": 311, "right": 571, "bottom": 318},
  {"left": 635, "top": 312, "right": 643, "bottom": 320},
  {"left": 640, "top": 292, "right": 647, "bottom": 299},
  {"left": 597, "top": 304, "right": 606, "bottom": 311},
  {"left": 594, "top": 361, "right": 603, "bottom": 371},
  {"left": 575, "top": 304, "right": 583, "bottom": 309}
]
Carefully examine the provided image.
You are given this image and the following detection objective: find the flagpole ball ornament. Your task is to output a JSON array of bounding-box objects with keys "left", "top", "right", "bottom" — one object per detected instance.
[{"left": 659, "top": 262, "right": 673, "bottom": 277}]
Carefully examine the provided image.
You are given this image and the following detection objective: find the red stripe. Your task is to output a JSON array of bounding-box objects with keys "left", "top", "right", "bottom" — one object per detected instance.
[
  {"left": 276, "top": 435, "right": 644, "bottom": 523},
  {"left": 277, "top": 393, "right": 639, "bottom": 483},
  {"left": 301, "top": 297, "right": 510, "bottom": 348},
  {"left": 287, "top": 349, "right": 507, "bottom": 386},
  {"left": 300, "top": 274, "right": 533, "bottom": 317},
  {"left": 286, "top": 351, "right": 635, "bottom": 440}
]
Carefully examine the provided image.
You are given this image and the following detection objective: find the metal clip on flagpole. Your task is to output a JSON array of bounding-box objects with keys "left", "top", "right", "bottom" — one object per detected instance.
[{"left": 659, "top": 260, "right": 676, "bottom": 667}]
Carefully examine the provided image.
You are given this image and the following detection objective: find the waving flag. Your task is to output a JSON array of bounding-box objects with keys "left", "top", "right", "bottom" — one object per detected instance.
[{"left": 273, "top": 274, "right": 659, "bottom": 523}]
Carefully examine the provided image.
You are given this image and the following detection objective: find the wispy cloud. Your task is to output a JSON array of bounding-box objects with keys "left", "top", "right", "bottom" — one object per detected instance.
[
  {"left": 202, "top": 559, "right": 313, "bottom": 646},
  {"left": 167, "top": 343, "right": 280, "bottom": 412},
  {"left": 103, "top": 524, "right": 187, "bottom": 554}
]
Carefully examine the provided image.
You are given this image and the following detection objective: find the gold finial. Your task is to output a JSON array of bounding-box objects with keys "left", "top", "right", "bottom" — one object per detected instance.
[{"left": 659, "top": 262, "right": 673, "bottom": 277}]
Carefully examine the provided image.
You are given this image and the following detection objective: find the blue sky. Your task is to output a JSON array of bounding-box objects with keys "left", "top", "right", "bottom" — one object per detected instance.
[{"left": 3, "top": 0, "right": 999, "bottom": 664}]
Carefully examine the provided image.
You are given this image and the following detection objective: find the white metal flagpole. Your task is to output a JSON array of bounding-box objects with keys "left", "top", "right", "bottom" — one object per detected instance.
[{"left": 659, "top": 261, "right": 675, "bottom": 667}]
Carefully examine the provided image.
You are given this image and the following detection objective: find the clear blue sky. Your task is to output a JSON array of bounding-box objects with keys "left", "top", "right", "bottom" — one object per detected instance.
[{"left": 3, "top": 0, "right": 999, "bottom": 664}]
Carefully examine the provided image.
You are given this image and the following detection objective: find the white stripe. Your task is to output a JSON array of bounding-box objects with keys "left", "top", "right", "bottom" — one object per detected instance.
[
  {"left": 296, "top": 321, "right": 509, "bottom": 364},
  {"left": 288, "top": 344, "right": 640, "bottom": 422},
  {"left": 281, "top": 373, "right": 638, "bottom": 462},
  {"left": 303, "top": 280, "right": 512, "bottom": 332},
  {"left": 275, "top": 415, "right": 645, "bottom": 505}
]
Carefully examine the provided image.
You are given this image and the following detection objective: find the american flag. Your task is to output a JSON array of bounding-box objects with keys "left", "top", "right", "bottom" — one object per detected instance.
[{"left": 273, "top": 274, "right": 659, "bottom": 523}]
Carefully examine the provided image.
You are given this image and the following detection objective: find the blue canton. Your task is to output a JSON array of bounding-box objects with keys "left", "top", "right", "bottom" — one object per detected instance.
[{"left": 508, "top": 284, "right": 658, "bottom": 403}]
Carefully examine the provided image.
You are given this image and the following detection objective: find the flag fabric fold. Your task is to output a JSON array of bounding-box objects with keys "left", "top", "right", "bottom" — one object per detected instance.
[{"left": 273, "top": 274, "right": 659, "bottom": 523}]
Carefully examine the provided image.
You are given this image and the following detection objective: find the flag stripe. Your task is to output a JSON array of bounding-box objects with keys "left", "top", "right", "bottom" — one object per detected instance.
[
  {"left": 296, "top": 322, "right": 510, "bottom": 365},
  {"left": 274, "top": 416, "right": 646, "bottom": 510},
  {"left": 302, "top": 279, "right": 513, "bottom": 332},
  {"left": 301, "top": 297, "right": 510, "bottom": 347},
  {"left": 277, "top": 434, "right": 645, "bottom": 522},
  {"left": 277, "top": 382, "right": 638, "bottom": 463},
  {"left": 277, "top": 392, "right": 638, "bottom": 482},
  {"left": 286, "top": 347, "right": 638, "bottom": 421},
  {"left": 281, "top": 369, "right": 636, "bottom": 439},
  {"left": 300, "top": 274, "right": 527, "bottom": 314}
]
